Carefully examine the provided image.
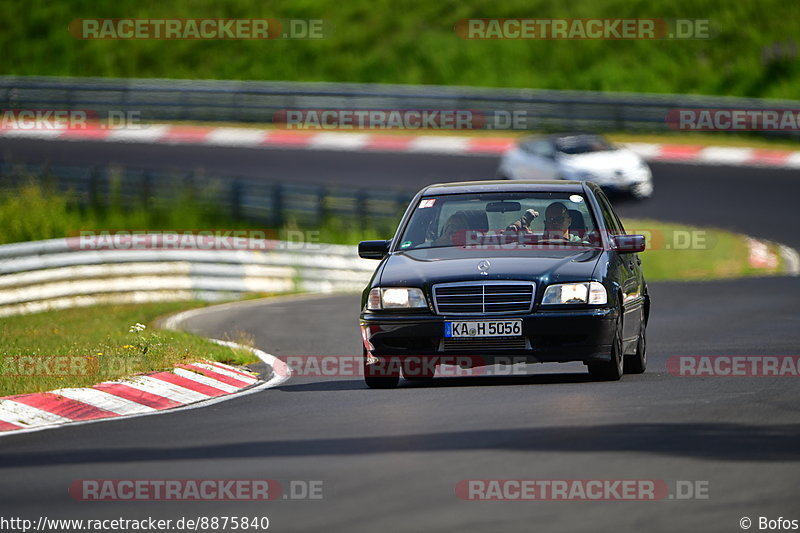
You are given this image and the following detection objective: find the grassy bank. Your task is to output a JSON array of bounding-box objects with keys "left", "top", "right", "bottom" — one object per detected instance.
[
  {"left": 2, "top": 0, "right": 800, "bottom": 99},
  {"left": 0, "top": 301, "right": 259, "bottom": 397},
  {"left": 624, "top": 218, "right": 783, "bottom": 280},
  {"left": 0, "top": 182, "right": 391, "bottom": 246}
]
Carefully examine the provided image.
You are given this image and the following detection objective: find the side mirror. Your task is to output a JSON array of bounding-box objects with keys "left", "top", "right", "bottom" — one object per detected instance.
[
  {"left": 612, "top": 234, "right": 646, "bottom": 253},
  {"left": 358, "top": 240, "right": 390, "bottom": 259}
]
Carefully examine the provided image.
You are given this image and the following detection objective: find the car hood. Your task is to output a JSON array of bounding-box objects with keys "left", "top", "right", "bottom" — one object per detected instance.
[
  {"left": 558, "top": 148, "right": 643, "bottom": 172},
  {"left": 379, "top": 247, "right": 603, "bottom": 288}
]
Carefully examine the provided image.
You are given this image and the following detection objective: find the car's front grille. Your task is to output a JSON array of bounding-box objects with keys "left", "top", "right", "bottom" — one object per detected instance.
[
  {"left": 432, "top": 282, "right": 535, "bottom": 315},
  {"left": 441, "top": 337, "right": 530, "bottom": 351}
]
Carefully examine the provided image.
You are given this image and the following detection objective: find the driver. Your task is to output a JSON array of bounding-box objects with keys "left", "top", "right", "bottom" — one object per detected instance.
[{"left": 543, "top": 201, "right": 583, "bottom": 242}]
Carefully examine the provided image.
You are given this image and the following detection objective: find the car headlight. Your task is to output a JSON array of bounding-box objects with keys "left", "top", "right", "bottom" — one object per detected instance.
[
  {"left": 367, "top": 287, "right": 428, "bottom": 310},
  {"left": 542, "top": 282, "right": 607, "bottom": 305}
]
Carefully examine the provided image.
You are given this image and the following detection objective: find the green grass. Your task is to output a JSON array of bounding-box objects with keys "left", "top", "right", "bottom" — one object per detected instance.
[
  {"left": 2, "top": 0, "right": 800, "bottom": 99},
  {"left": 624, "top": 218, "right": 783, "bottom": 280},
  {"left": 0, "top": 181, "right": 394, "bottom": 246},
  {"left": 0, "top": 301, "right": 260, "bottom": 397},
  {"left": 0, "top": 180, "right": 243, "bottom": 244}
]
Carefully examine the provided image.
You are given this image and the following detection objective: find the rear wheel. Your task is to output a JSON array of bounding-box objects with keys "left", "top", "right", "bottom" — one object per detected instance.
[
  {"left": 363, "top": 348, "right": 400, "bottom": 389},
  {"left": 588, "top": 312, "right": 624, "bottom": 381}
]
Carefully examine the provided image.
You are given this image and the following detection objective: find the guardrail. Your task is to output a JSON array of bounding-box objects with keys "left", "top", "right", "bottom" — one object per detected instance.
[
  {"left": 0, "top": 236, "right": 376, "bottom": 317},
  {"left": 2, "top": 76, "right": 800, "bottom": 137}
]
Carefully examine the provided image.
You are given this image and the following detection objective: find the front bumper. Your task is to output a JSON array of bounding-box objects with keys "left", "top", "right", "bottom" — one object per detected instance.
[
  {"left": 590, "top": 169, "right": 653, "bottom": 196},
  {"left": 360, "top": 307, "right": 618, "bottom": 365}
]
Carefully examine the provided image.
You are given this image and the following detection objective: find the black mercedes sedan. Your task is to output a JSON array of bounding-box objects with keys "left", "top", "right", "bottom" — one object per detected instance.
[{"left": 358, "top": 180, "right": 649, "bottom": 388}]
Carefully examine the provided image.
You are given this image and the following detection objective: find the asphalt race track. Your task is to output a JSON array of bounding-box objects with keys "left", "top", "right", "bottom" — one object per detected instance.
[{"left": 1, "top": 139, "right": 799, "bottom": 532}]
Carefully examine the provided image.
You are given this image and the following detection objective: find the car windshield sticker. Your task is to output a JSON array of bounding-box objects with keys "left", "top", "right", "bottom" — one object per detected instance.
[
  {"left": 418, "top": 199, "right": 436, "bottom": 208},
  {"left": 400, "top": 240, "right": 413, "bottom": 248},
  {"left": 569, "top": 194, "right": 584, "bottom": 203}
]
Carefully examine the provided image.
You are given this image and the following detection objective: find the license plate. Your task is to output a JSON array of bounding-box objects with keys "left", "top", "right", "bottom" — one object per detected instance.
[{"left": 444, "top": 320, "right": 522, "bottom": 338}]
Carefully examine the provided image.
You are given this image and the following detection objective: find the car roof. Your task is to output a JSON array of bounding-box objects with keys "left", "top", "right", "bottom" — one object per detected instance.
[
  {"left": 422, "top": 180, "right": 592, "bottom": 195},
  {"left": 519, "top": 132, "right": 607, "bottom": 144}
]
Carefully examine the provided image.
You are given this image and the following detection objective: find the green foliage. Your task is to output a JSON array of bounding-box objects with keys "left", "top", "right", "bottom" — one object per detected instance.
[
  {"left": 0, "top": 180, "right": 397, "bottom": 245},
  {"left": 1, "top": 0, "right": 799, "bottom": 98}
]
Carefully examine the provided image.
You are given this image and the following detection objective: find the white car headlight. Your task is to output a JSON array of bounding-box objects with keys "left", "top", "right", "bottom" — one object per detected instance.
[
  {"left": 367, "top": 287, "right": 427, "bottom": 310},
  {"left": 542, "top": 282, "right": 607, "bottom": 305}
]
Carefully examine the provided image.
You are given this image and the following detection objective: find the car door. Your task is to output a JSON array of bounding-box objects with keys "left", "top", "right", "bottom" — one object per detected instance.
[{"left": 595, "top": 191, "right": 643, "bottom": 348}]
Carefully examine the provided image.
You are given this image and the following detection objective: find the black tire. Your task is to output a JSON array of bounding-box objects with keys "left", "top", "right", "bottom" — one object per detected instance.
[
  {"left": 365, "top": 374, "right": 400, "bottom": 388},
  {"left": 363, "top": 348, "right": 400, "bottom": 389},
  {"left": 588, "top": 312, "right": 624, "bottom": 381},
  {"left": 624, "top": 322, "right": 647, "bottom": 374}
]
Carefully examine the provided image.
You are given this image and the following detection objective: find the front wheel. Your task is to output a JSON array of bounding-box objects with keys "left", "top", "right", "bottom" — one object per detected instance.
[
  {"left": 363, "top": 348, "right": 400, "bottom": 389},
  {"left": 624, "top": 322, "right": 647, "bottom": 374},
  {"left": 630, "top": 181, "right": 653, "bottom": 200},
  {"left": 588, "top": 313, "right": 624, "bottom": 381}
]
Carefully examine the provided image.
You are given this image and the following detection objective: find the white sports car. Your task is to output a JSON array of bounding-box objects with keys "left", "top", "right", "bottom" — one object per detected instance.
[{"left": 497, "top": 133, "right": 654, "bottom": 199}]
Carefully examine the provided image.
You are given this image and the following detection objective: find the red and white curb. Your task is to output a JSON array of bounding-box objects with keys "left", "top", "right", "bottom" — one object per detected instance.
[
  {"left": 0, "top": 341, "right": 290, "bottom": 436},
  {"left": 748, "top": 237, "right": 800, "bottom": 275},
  {"left": 2, "top": 124, "right": 800, "bottom": 168}
]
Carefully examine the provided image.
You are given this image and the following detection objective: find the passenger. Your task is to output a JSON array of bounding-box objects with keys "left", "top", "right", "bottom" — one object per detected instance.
[
  {"left": 505, "top": 208, "right": 539, "bottom": 232},
  {"left": 434, "top": 212, "right": 470, "bottom": 246}
]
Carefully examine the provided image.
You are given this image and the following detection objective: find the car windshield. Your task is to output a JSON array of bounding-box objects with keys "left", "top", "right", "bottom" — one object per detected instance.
[
  {"left": 397, "top": 192, "right": 600, "bottom": 251},
  {"left": 555, "top": 135, "right": 614, "bottom": 155}
]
